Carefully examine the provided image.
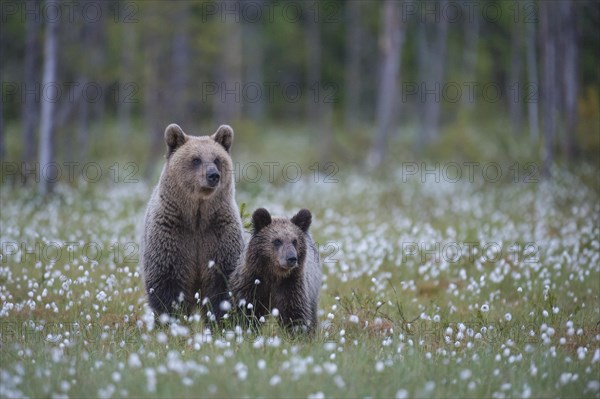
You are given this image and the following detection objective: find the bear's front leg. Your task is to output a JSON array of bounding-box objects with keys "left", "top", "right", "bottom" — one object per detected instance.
[
  {"left": 203, "top": 217, "right": 243, "bottom": 321},
  {"left": 280, "top": 306, "right": 313, "bottom": 336},
  {"left": 202, "top": 268, "right": 232, "bottom": 321},
  {"left": 146, "top": 273, "right": 192, "bottom": 318},
  {"left": 275, "top": 285, "right": 313, "bottom": 336},
  {"left": 143, "top": 230, "right": 194, "bottom": 318}
]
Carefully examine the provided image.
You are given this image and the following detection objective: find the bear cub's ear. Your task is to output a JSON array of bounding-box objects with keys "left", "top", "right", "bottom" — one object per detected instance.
[
  {"left": 212, "top": 125, "right": 234, "bottom": 152},
  {"left": 252, "top": 208, "right": 272, "bottom": 233},
  {"left": 291, "top": 209, "right": 312, "bottom": 233},
  {"left": 165, "top": 124, "right": 187, "bottom": 158}
]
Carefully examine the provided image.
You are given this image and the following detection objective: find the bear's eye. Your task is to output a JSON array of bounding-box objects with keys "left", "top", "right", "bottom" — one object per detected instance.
[
  {"left": 273, "top": 239, "right": 283, "bottom": 247},
  {"left": 192, "top": 158, "right": 202, "bottom": 167},
  {"left": 214, "top": 158, "right": 221, "bottom": 168},
  {"left": 292, "top": 239, "right": 298, "bottom": 247}
]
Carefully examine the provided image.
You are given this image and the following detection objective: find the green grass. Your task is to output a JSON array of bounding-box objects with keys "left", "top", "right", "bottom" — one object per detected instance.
[{"left": 1, "top": 128, "right": 599, "bottom": 398}]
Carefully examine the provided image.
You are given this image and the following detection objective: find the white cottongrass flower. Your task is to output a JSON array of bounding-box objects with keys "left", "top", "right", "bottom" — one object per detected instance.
[
  {"left": 220, "top": 300, "right": 231, "bottom": 311},
  {"left": 395, "top": 389, "right": 409, "bottom": 399},
  {"left": 424, "top": 381, "right": 435, "bottom": 392},
  {"left": 269, "top": 375, "right": 281, "bottom": 386},
  {"left": 460, "top": 369, "right": 472, "bottom": 380},
  {"left": 96, "top": 291, "right": 107, "bottom": 302},
  {"left": 504, "top": 313, "right": 512, "bottom": 321},
  {"left": 323, "top": 362, "right": 337, "bottom": 374},
  {"left": 349, "top": 315, "right": 359, "bottom": 324},
  {"left": 591, "top": 348, "right": 600, "bottom": 364},
  {"left": 98, "top": 384, "right": 115, "bottom": 399},
  {"left": 272, "top": 308, "right": 280, "bottom": 317},
  {"left": 235, "top": 362, "right": 248, "bottom": 381},
  {"left": 480, "top": 304, "right": 489, "bottom": 312},
  {"left": 156, "top": 332, "right": 168, "bottom": 344},
  {"left": 559, "top": 373, "right": 574, "bottom": 385},
  {"left": 324, "top": 342, "right": 337, "bottom": 351},
  {"left": 128, "top": 353, "right": 142, "bottom": 368},
  {"left": 145, "top": 368, "right": 156, "bottom": 392},
  {"left": 60, "top": 380, "right": 70, "bottom": 392},
  {"left": 587, "top": 381, "right": 600, "bottom": 392},
  {"left": 375, "top": 361, "right": 384, "bottom": 372}
]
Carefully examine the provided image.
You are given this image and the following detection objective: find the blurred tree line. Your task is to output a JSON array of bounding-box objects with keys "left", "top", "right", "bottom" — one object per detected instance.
[{"left": 0, "top": 0, "right": 598, "bottom": 193}]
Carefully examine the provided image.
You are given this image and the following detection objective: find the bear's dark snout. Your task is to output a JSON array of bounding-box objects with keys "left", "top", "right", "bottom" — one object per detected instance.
[
  {"left": 286, "top": 256, "right": 298, "bottom": 267},
  {"left": 207, "top": 166, "right": 221, "bottom": 187},
  {"left": 286, "top": 248, "right": 298, "bottom": 267}
]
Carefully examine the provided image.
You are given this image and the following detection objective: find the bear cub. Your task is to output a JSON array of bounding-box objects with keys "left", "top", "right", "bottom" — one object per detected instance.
[
  {"left": 230, "top": 208, "right": 322, "bottom": 334},
  {"left": 141, "top": 123, "right": 243, "bottom": 320}
]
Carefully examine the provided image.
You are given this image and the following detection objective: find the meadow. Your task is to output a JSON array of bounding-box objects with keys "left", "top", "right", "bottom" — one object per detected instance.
[{"left": 1, "top": 129, "right": 599, "bottom": 398}]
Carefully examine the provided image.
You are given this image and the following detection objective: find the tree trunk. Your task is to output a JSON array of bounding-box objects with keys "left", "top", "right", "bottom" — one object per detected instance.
[
  {"left": 461, "top": 0, "right": 479, "bottom": 109},
  {"left": 509, "top": 22, "right": 524, "bottom": 135},
  {"left": 539, "top": 2, "right": 558, "bottom": 177},
  {"left": 77, "top": 78, "right": 90, "bottom": 161},
  {"left": 86, "top": 2, "right": 106, "bottom": 138},
  {"left": 215, "top": 0, "right": 242, "bottom": 123},
  {"left": 525, "top": 21, "right": 540, "bottom": 144},
  {"left": 367, "top": 0, "right": 404, "bottom": 169},
  {"left": 118, "top": 21, "right": 135, "bottom": 135},
  {"left": 306, "top": 3, "right": 322, "bottom": 126},
  {"left": 0, "top": 90, "right": 4, "bottom": 160},
  {"left": 23, "top": 0, "right": 39, "bottom": 163},
  {"left": 38, "top": 0, "right": 59, "bottom": 195},
  {"left": 75, "top": 20, "right": 92, "bottom": 161},
  {"left": 344, "top": 0, "right": 362, "bottom": 127},
  {"left": 559, "top": 0, "right": 578, "bottom": 160},
  {"left": 244, "top": 14, "right": 265, "bottom": 121},
  {"left": 170, "top": 2, "right": 191, "bottom": 126},
  {"left": 143, "top": 4, "right": 168, "bottom": 158},
  {"left": 418, "top": 0, "right": 449, "bottom": 148}
]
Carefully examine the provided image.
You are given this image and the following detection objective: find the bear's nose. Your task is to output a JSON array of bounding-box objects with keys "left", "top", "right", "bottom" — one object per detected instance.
[
  {"left": 207, "top": 172, "right": 220, "bottom": 186},
  {"left": 286, "top": 256, "right": 298, "bottom": 266}
]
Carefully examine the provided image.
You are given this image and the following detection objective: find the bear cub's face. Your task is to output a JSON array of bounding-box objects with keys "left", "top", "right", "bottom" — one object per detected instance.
[
  {"left": 163, "top": 124, "right": 233, "bottom": 199},
  {"left": 250, "top": 208, "right": 312, "bottom": 276}
]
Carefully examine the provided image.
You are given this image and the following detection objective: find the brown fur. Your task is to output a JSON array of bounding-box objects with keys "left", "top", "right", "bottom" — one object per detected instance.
[
  {"left": 141, "top": 124, "right": 243, "bottom": 320},
  {"left": 230, "top": 208, "right": 321, "bottom": 334}
]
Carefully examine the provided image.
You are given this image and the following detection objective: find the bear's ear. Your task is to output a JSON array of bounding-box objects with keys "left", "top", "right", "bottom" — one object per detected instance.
[
  {"left": 211, "top": 125, "right": 234, "bottom": 152},
  {"left": 165, "top": 124, "right": 187, "bottom": 158},
  {"left": 291, "top": 209, "right": 312, "bottom": 233},
  {"left": 252, "top": 208, "right": 272, "bottom": 233}
]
